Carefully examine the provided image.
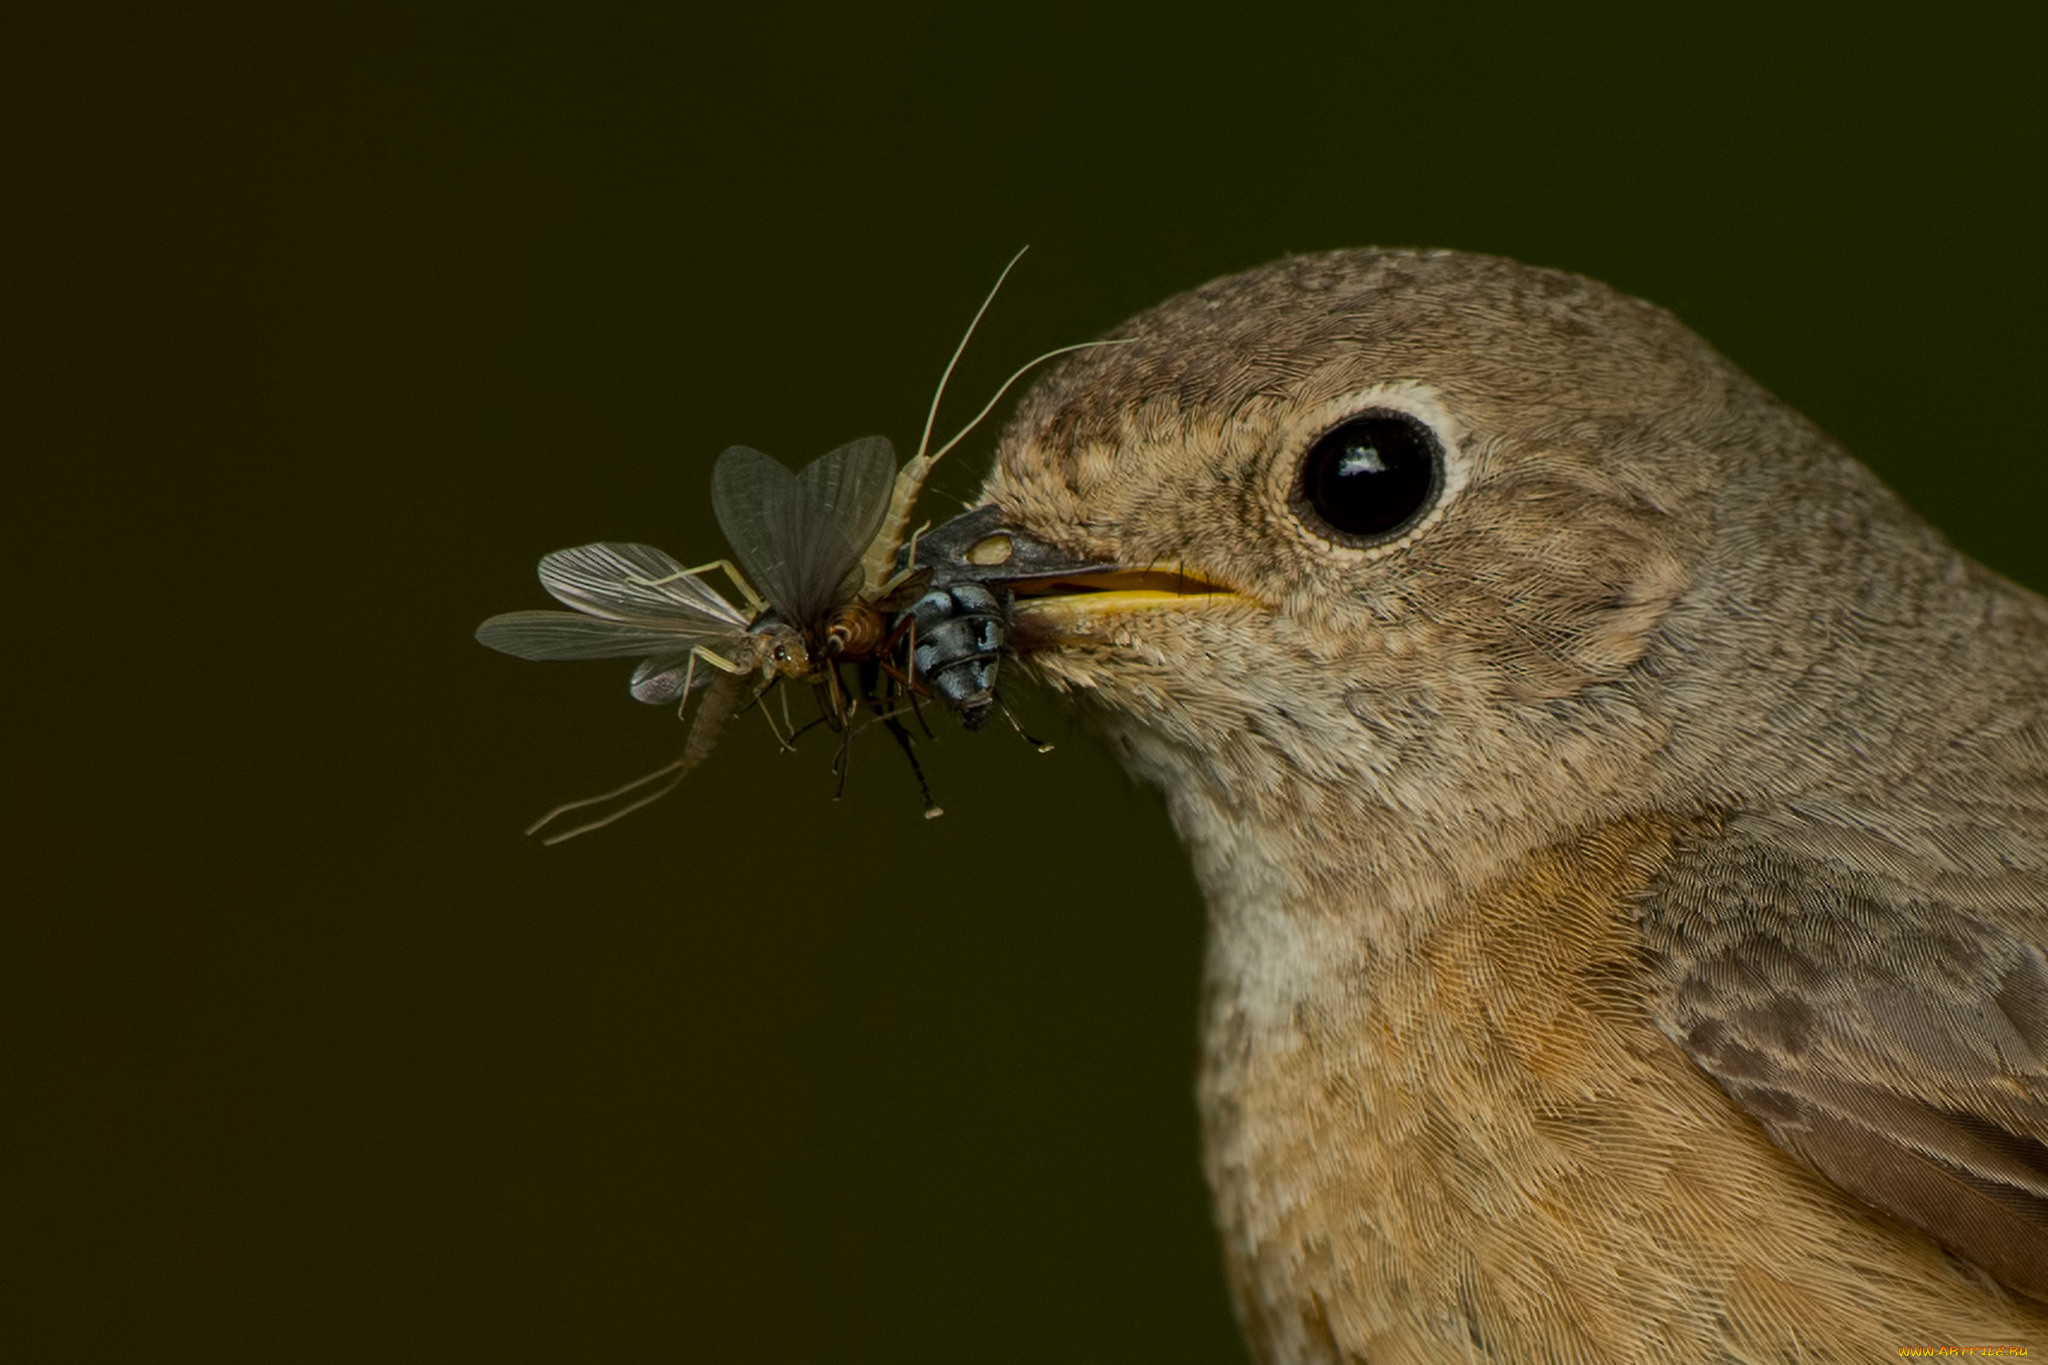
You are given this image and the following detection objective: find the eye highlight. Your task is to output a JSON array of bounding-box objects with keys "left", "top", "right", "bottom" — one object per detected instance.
[{"left": 1290, "top": 411, "right": 1442, "bottom": 545}]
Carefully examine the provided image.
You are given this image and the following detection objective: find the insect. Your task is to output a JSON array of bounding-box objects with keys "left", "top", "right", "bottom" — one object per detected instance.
[
  {"left": 477, "top": 249, "right": 1124, "bottom": 842},
  {"left": 893, "top": 503, "right": 1121, "bottom": 729},
  {"left": 476, "top": 436, "right": 913, "bottom": 841}
]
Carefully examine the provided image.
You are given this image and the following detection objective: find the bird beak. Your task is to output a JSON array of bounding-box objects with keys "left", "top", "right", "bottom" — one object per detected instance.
[{"left": 905, "top": 505, "right": 1256, "bottom": 651}]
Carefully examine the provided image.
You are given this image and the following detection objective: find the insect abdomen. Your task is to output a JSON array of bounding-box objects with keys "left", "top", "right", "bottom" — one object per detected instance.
[
  {"left": 824, "top": 602, "right": 887, "bottom": 659},
  {"left": 905, "top": 583, "right": 1004, "bottom": 729}
]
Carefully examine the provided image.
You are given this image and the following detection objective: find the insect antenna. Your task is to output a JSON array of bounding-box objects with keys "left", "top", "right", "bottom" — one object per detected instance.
[
  {"left": 912, "top": 245, "right": 1029, "bottom": 468},
  {"left": 860, "top": 252, "right": 1136, "bottom": 593},
  {"left": 921, "top": 335, "right": 1139, "bottom": 469}
]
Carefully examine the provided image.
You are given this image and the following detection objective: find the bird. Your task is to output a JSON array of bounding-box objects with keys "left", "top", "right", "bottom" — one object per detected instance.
[{"left": 918, "top": 249, "right": 2048, "bottom": 1362}]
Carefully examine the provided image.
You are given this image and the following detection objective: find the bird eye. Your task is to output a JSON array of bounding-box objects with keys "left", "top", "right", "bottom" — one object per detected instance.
[{"left": 1291, "top": 411, "right": 1441, "bottom": 545}]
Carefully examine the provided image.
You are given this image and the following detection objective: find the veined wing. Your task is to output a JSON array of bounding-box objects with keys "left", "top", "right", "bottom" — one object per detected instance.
[
  {"left": 537, "top": 543, "right": 752, "bottom": 628},
  {"left": 711, "top": 438, "right": 896, "bottom": 630},
  {"left": 797, "top": 435, "right": 897, "bottom": 579},
  {"left": 475, "top": 610, "right": 743, "bottom": 661},
  {"left": 630, "top": 652, "right": 707, "bottom": 705}
]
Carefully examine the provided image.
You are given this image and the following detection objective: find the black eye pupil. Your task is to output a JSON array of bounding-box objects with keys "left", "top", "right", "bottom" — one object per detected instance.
[{"left": 1294, "top": 413, "right": 1440, "bottom": 542}]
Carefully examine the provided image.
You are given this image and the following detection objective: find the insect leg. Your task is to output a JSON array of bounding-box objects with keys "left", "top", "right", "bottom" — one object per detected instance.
[
  {"left": 880, "top": 709, "right": 942, "bottom": 819},
  {"left": 825, "top": 662, "right": 879, "bottom": 798},
  {"left": 903, "top": 678, "right": 935, "bottom": 738},
  {"left": 780, "top": 713, "right": 832, "bottom": 745},
  {"left": 671, "top": 652, "right": 701, "bottom": 722},
  {"left": 874, "top": 521, "right": 934, "bottom": 597},
  {"left": 635, "top": 558, "right": 768, "bottom": 616},
  {"left": 691, "top": 644, "right": 745, "bottom": 674},
  {"left": 877, "top": 607, "right": 919, "bottom": 656},
  {"left": 757, "top": 681, "right": 798, "bottom": 752},
  {"left": 853, "top": 658, "right": 885, "bottom": 711},
  {"left": 876, "top": 656, "right": 935, "bottom": 736},
  {"left": 995, "top": 696, "right": 1055, "bottom": 754},
  {"left": 877, "top": 615, "right": 936, "bottom": 738},
  {"left": 828, "top": 661, "right": 856, "bottom": 728},
  {"left": 921, "top": 337, "right": 1139, "bottom": 469},
  {"left": 669, "top": 644, "right": 741, "bottom": 728},
  {"left": 830, "top": 719, "right": 854, "bottom": 799},
  {"left": 829, "top": 701, "right": 940, "bottom": 818}
]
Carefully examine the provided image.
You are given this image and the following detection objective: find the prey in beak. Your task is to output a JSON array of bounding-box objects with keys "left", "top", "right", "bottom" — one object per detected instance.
[{"left": 905, "top": 504, "right": 1257, "bottom": 682}]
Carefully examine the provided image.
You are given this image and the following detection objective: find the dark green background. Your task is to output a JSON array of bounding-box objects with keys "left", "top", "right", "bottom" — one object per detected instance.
[{"left": 9, "top": 4, "right": 2045, "bottom": 1361}]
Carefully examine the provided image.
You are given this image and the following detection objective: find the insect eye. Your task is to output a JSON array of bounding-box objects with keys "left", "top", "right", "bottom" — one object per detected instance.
[{"left": 1291, "top": 411, "right": 1441, "bottom": 545}]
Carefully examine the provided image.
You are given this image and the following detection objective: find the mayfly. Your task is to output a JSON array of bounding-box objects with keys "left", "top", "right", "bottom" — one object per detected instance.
[{"left": 476, "top": 248, "right": 1120, "bottom": 843}]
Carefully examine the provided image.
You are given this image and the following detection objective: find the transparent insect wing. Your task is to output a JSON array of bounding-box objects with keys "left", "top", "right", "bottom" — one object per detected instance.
[
  {"left": 474, "top": 610, "right": 730, "bottom": 662},
  {"left": 797, "top": 435, "right": 897, "bottom": 579},
  {"left": 711, "top": 442, "right": 892, "bottom": 630},
  {"left": 629, "top": 652, "right": 704, "bottom": 704},
  {"left": 536, "top": 542, "right": 751, "bottom": 629},
  {"left": 711, "top": 446, "right": 808, "bottom": 620},
  {"left": 477, "top": 541, "right": 755, "bottom": 675}
]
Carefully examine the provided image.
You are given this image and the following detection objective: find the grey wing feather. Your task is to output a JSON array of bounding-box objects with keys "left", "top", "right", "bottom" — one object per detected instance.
[
  {"left": 1643, "top": 802, "right": 2048, "bottom": 1302},
  {"left": 537, "top": 543, "right": 751, "bottom": 628}
]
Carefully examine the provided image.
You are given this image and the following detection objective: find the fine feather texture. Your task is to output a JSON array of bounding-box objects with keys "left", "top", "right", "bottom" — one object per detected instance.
[
  {"left": 1647, "top": 816, "right": 2048, "bottom": 1301},
  {"left": 971, "top": 248, "right": 2048, "bottom": 1361}
]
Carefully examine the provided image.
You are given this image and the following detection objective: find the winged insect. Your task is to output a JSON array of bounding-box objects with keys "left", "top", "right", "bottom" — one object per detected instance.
[
  {"left": 476, "top": 249, "right": 1125, "bottom": 840},
  {"left": 475, "top": 436, "right": 898, "bottom": 840}
]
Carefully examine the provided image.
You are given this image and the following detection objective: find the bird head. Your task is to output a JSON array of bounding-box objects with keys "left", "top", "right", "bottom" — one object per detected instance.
[{"left": 926, "top": 249, "right": 1926, "bottom": 934}]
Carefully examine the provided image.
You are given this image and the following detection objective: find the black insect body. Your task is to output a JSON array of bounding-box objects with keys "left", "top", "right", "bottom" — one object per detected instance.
[
  {"left": 904, "top": 581, "right": 1005, "bottom": 729},
  {"left": 894, "top": 502, "right": 1117, "bottom": 734}
]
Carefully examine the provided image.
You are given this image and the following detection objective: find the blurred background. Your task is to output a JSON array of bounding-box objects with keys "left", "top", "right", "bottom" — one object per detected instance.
[{"left": 8, "top": 3, "right": 2045, "bottom": 1360}]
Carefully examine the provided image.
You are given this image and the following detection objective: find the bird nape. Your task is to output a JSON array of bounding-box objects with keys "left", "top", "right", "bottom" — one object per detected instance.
[{"left": 911, "top": 248, "right": 2048, "bottom": 1364}]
